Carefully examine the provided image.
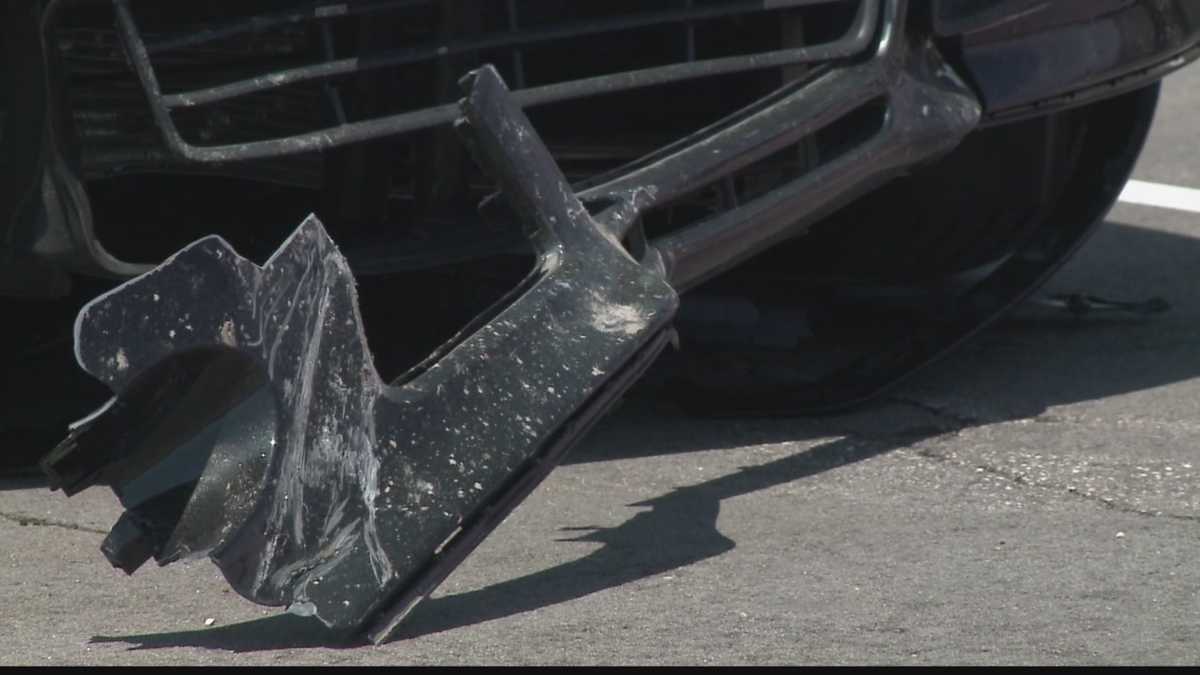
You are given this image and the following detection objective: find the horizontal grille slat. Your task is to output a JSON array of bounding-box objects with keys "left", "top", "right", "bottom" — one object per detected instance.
[{"left": 54, "top": 0, "right": 873, "bottom": 175}]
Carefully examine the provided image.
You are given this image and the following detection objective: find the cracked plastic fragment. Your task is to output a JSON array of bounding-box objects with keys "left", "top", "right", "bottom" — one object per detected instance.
[{"left": 42, "top": 68, "right": 678, "bottom": 642}]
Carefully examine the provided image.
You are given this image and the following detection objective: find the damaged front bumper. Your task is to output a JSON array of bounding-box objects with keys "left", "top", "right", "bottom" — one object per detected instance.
[{"left": 42, "top": 0, "right": 982, "bottom": 643}]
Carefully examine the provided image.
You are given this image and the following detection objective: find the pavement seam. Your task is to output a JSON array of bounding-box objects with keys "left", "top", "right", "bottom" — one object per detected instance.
[
  {"left": 882, "top": 396, "right": 986, "bottom": 430},
  {"left": 0, "top": 509, "right": 106, "bottom": 535},
  {"left": 923, "top": 447, "right": 1200, "bottom": 523},
  {"left": 883, "top": 396, "right": 1200, "bottom": 524}
]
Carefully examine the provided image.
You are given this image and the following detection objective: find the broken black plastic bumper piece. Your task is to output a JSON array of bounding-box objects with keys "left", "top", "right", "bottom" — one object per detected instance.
[
  {"left": 42, "top": 0, "right": 983, "bottom": 644},
  {"left": 42, "top": 64, "right": 679, "bottom": 644}
]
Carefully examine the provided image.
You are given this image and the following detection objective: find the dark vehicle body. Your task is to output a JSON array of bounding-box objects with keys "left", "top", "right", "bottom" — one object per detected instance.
[{"left": 2, "top": 0, "right": 1198, "bottom": 643}]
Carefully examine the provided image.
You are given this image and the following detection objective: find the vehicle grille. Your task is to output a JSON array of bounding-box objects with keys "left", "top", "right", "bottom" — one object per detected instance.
[{"left": 53, "top": 0, "right": 872, "bottom": 182}]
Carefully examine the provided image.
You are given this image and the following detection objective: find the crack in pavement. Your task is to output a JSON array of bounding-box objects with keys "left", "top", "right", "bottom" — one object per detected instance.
[
  {"left": 0, "top": 510, "right": 106, "bottom": 535},
  {"left": 881, "top": 396, "right": 1200, "bottom": 525},
  {"left": 883, "top": 395, "right": 986, "bottom": 430},
  {"left": 921, "top": 447, "right": 1200, "bottom": 524}
]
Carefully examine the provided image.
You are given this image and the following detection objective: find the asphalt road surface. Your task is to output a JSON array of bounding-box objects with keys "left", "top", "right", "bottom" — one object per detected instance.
[{"left": 3, "top": 67, "right": 1200, "bottom": 665}]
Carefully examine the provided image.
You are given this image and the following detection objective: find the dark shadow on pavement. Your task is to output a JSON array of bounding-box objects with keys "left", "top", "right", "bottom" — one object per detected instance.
[
  {"left": 89, "top": 614, "right": 352, "bottom": 652},
  {"left": 391, "top": 432, "right": 913, "bottom": 640},
  {"left": 0, "top": 476, "right": 48, "bottom": 491},
  {"left": 89, "top": 431, "right": 919, "bottom": 651}
]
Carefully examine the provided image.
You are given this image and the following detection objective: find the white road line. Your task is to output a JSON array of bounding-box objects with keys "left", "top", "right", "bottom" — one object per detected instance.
[{"left": 1119, "top": 179, "right": 1200, "bottom": 213}]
